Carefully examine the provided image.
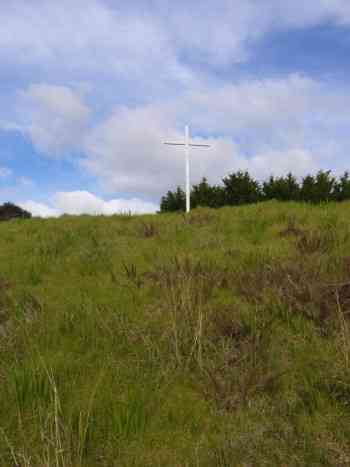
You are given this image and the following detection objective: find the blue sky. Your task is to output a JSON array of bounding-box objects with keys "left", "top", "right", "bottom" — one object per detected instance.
[{"left": 2, "top": 0, "right": 350, "bottom": 216}]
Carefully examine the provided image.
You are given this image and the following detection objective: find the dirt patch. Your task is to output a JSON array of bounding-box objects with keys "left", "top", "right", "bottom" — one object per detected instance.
[
  {"left": 237, "top": 259, "right": 350, "bottom": 334},
  {"left": 201, "top": 306, "right": 280, "bottom": 411}
]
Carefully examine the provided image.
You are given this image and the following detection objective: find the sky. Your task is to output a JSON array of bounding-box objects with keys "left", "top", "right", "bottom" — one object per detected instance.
[{"left": 2, "top": 0, "right": 350, "bottom": 216}]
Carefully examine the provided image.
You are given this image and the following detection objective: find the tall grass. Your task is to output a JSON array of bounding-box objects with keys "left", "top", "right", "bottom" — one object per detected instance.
[{"left": 1, "top": 203, "right": 350, "bottom": 465}]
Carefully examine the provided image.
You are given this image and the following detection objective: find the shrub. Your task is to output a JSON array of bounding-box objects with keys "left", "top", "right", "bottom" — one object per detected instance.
[{"left": 0, "top": 202, "right": 31, "bottom": 221}]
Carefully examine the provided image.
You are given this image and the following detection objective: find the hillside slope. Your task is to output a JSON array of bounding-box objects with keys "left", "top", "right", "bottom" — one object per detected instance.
[{"left": 1, "top": 202, "right": 350, "bottom": 466}]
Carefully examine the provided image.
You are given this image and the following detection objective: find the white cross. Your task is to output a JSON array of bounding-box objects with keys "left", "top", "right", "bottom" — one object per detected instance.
[{"left": 164, "top": 125, "right": 211, "bottom": 213}]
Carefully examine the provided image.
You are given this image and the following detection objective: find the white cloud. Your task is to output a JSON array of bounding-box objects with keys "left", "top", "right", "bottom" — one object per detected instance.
[
  {"left": 2, "top": 0, "right": 350, "bottom": 86},
  {"left": 0, "top": 121, "right": 23, "bottom": 133},
  {"left": 19, "top": 201, "right": 60, "bottom": 218},
  {"left": 3, "top": 1, "right": 350, "bottom": 205},
  {"left": 247, "top": 148, "right": 317, "bottom": 179},
  {"left": 79, "top": 73, "right": 350, "bottom": 196},
  {"left": 6, "top": 73, "right": 350, "bottom": 200},
  {"left": 83, "top": 103, "right": 252, "bottom": 195},
  {"left": 17, "top": 176, "right": 34, "bottom": 187},
  {"left": 54, "top": 191, "right": 103, "bottom": 215},
  {"left": 18, "top": 191, "right": 158, "bottom": 217},
  {"left": 0, "top": 0, "right": 195, "bottom": 96},
  {"left": 54, "top": 191, "right": 158, "bottom": 215},
  {"left": 24, "top": 84, "right": 90, "bottom": 121},
  {"left": 261, "top": 0, "right": 350, "bottom": 28},
  {"left": 151, "top": 0, "right": 350, "bottom": 67},
  {"left": 0, "top": 167, "right": 12, "bottom": 178},
  {"left": 18, "top": 84, "right": 91, "bottom": 155}
]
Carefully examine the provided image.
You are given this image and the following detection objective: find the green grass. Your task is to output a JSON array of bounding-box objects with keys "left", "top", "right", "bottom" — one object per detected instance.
[{"left": 2, "top": 201, "right": 350, "bottom": 465}]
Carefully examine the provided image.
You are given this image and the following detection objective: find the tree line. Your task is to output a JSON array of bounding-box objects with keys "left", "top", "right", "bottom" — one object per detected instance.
[{"left": 160, "top": 170, "right": 350, "bottom": 212}]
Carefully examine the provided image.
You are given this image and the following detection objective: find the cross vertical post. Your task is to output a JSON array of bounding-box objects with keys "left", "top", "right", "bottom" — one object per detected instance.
[
  {"left": 164, "top": 126, "right": 211, "bottom": 213},
  {"left": 185, "top": 125, "right": 190, "bottom": 213}
]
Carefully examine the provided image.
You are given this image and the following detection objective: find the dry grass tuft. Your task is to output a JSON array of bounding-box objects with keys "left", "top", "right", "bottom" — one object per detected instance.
[
  {"left": 137, "top": 221, "right": 158, "bottom": 238},
  {"left": 279, "top": 216, "right": 304, "bottom": 238},
  {"left": 182, "top": 209, "right": 216, "bottom": 226},
  {"left": 296, "top": 228, "right": 336, "bottom": 255},
  {"left": 155, "top": 255, "right": 217, "bottom": 369}
]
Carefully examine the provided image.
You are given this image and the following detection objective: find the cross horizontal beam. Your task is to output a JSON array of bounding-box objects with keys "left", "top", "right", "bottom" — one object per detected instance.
[{"left": 164, "top": 142, "right": 210, "bottom": 147}]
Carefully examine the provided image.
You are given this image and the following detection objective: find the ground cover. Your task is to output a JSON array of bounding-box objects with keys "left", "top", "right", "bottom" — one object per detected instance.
[{"left": 1, "top": 201, "right": 350, "bottom": 466}]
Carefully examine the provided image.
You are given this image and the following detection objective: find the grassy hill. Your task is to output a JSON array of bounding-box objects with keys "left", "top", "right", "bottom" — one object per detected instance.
[{"left": 1, "top": 201, "right": 350, "bottom": 466}]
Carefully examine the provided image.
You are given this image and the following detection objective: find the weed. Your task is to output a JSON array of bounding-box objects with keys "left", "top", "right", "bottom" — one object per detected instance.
[
  {"left": 137, "top": 221, "right": 158, "bottom": 238},
  {"left": 279, "top": 216, "right": 304, "bottom": 237},
  {"left": 296, "top": 228, "right": 336, "bottom": 255},
  {"left": 110, "top": 391, "right": 149, "bottom": 440},
  {"left": 156, "top": 255, "right": 217, "bottom": 369},
  {"left": 122, "top": 261, "right": 142, "bottom": 288},
  {"left": 2, "top": 359, "right": 105, "bottom": 467}
]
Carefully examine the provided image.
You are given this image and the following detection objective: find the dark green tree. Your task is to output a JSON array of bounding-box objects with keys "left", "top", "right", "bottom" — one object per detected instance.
[
  {"left": 300, "top": 171, "right": 336, "bottom": 203},
  {"left": 191, "top": 178, "right": 225, "bottom": 208},
  {"left": 159, "top": 169, "right": 350, "bottom": 212},
  {"left": 333, "top": 171, "right": 350, "bottom": 201},
  {"left": 314, "top": 170, "right": 336, "bottom": 202},
  {"left": 0, "top": 202, "right": 32, "bottom": 221},
  {"left": 160, "top": 186, "right": 186, "bottom": 212},
  {"left": 222, "top": 171, "right": 261, "bottom": 206},
  {"left": 263, "top": 173, "right": 300, "bottom": 201},
  {"left": 210, "top": 185, "right": 226, "bottom": 208},
  {"left": 300, "top": 174, "right": 316, "bottom": 202}
]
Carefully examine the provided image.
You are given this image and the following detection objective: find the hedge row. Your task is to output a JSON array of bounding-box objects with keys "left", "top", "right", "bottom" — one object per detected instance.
[{"left": 160, "top": 170, "right": 350, "bottom": 212}]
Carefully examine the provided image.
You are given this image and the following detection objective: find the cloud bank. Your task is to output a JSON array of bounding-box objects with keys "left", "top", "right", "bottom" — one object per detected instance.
[
  {"left": 20, "top": 192, "right": 158, "bottom": 217},
  {"left": 11, "top": 73, "right": 350, "bottom": 201},
  {"left": 2, "top": 0, "right": 350, "bottom": 209}
]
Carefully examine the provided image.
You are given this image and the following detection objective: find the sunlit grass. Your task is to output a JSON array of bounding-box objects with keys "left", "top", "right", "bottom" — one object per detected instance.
[{"left": 1, "top": 202, "right": 350, "bottom": 465}]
